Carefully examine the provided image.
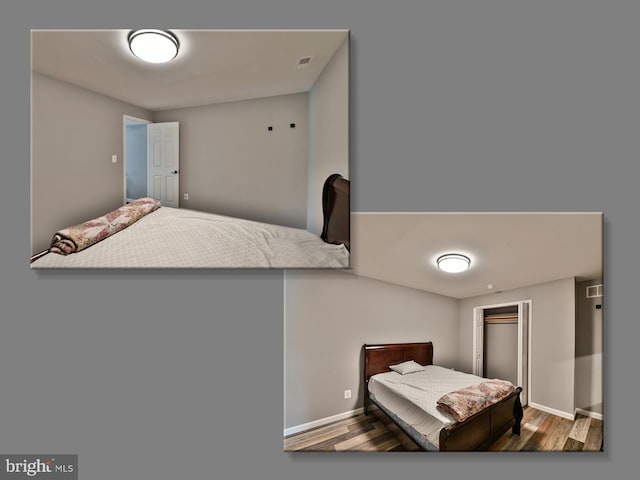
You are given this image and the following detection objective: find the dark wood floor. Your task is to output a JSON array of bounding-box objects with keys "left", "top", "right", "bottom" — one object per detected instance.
[{"left": 284, "top": 405, "right": 603, "bottom": 452}]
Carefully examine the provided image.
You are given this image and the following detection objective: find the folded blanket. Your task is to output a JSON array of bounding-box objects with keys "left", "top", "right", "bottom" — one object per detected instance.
[
  {"left": 436, "top": 379, "right": 515, "bottom": 423},
  {"left": 49, "top": 198, "right": 161, "bottom": 255}
]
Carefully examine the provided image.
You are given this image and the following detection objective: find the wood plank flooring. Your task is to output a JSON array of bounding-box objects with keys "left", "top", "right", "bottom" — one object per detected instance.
[{"left": 284, "top": 406, "right": 603, "bottom": 452}]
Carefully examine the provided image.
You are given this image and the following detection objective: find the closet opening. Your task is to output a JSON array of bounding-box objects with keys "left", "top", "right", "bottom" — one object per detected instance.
[{"left": 472, "top": 300, "right": 531, "bottom": 406}]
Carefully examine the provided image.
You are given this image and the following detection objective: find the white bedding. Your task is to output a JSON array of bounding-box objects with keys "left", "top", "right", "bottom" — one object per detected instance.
[
  {"left": 368, "top": 365, "right": 485, "bottom": 447},
  {"left": 31, "top": 206, "right": 350, "bottom": 268}
]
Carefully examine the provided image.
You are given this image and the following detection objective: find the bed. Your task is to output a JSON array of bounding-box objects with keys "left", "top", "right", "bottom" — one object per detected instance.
[
  {"left": 31, "top": 174, "right": 350, "bottom": 269},
  {"left": 364, "top": 342, "right": 523, "bottom": 451}
]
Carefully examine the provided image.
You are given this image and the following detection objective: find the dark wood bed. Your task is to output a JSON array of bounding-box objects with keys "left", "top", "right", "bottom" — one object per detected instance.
[
  {"left": 363, "top": 342, "right": 523, "bottom": 451},
  {"left": 321, "top": 173, "right": 350, "bottom": 251}
]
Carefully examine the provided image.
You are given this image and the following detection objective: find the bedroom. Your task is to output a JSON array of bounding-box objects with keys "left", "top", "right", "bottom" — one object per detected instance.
[
  {"left": 284, "top": 212, "right": 603, "bottom": 451},
  {"left": 30, "top": 29, "right": 349, "bottom": 268}
]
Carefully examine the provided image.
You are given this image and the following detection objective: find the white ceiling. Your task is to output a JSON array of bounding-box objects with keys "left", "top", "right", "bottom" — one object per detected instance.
[
  {"left": 31, "top": 29, "right": 348, "bottom": 111},
  {"left": 350, "top": 212, "right": 603, "bottom": 299}
]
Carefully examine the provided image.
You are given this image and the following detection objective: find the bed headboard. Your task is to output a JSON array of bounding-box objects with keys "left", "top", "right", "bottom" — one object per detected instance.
[
  {"left": 321, "top": 173, "right": 350, "bottom": 251},
  {"left": 363, "top": 342, "right": 434, "bottom": 383}
]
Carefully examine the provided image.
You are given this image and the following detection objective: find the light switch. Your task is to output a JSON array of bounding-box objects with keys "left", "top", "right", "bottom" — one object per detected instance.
[{"left": 111, "top": 155, "right": 118, "bottom": 163}]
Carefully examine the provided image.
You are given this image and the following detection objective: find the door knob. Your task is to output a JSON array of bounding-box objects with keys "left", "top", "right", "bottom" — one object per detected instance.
[{"left": 172, "top": 170, "right": 179, "bottom": 174}]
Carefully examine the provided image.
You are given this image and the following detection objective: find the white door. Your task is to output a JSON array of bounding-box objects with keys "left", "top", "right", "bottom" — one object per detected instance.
[
  {"left": 148, "top": 122, "right": 179, "bottom": 208},
  {"left": 517, "top": 301, "right": 530, "bottom": 406},
  {"left": 472, "top": 307, "right": 485, "bottom": 377}
]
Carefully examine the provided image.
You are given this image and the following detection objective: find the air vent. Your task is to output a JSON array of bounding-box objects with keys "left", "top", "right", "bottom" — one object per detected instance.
[
  {"left": 295, "top": 56, "right": 313, "bottom": 69},
  {"left": 586, "top": 284, "right": 603, "bottom": 298}
]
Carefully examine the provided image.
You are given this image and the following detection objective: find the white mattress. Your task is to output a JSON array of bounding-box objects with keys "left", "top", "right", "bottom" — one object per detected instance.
[
  {"left": 31, "top": 207, "right": 350, "bottom": 269},
  {"left": 368, "top": 365, "right": 485, "bottom": 447}
]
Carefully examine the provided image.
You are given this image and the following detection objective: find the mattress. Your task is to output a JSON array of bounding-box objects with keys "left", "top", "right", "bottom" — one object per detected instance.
[
  {"left": 31, "top": 206, "right": 350, "bottom": 268},
  {"left": 368, "top": 365, "right": 486, "bottom": 449}
]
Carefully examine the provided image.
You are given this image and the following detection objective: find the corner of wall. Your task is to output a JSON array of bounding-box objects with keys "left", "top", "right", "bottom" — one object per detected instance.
[{"left": 306, "top": 36, "right": 349, "bottom": 234}]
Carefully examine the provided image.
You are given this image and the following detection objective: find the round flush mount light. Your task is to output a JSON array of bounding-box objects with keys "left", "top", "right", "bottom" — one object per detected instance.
[
  {"left": 128, "top": 29, "right": 179, "bottom": 63},
  {"left": 436, "top": 253, "right": 471, "bottom": 273}
]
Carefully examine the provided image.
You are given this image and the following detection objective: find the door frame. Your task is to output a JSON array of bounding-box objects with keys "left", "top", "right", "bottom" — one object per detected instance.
[
  {"left": 472, "top": 299, "right": 532, "bottom": 406},
  {"left": 122, "top": 115, "right": 152, "bottom": 205}
]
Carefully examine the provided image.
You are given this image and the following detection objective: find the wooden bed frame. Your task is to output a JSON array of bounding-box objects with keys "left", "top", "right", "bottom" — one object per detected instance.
[
  {"left": 321, "top": 173, "right": 350, "bottom": 251},
  {"left": 363, "top": 342, "right": 523, "bottom": 451}
]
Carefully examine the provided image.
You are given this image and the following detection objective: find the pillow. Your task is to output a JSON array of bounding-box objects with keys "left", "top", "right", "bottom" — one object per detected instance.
[{"left": 389, "top": 360, "right": 425, "bottom": 375}]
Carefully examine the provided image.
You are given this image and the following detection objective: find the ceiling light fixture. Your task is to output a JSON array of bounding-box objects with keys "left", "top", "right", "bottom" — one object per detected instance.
[
  {"left": 436, "top": 253, "right": 471, "bottom": 273},
  {"left": 128, "top": 29, "right": 179, "bottom": 63}
]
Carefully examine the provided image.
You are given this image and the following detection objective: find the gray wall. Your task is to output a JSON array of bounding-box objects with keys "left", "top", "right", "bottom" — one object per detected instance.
[
  {"left": 575, "top": 279, "right": 603, "bottom": 414},
  {"left": 284, "top": 270, "right": 459, "bottom": 430},
  {"left": 459, "top": 277, "right": 576, "bottom": 416},
  {"left": 31, "top": 73, "right": 152, "bottom": 255},
  {"left": 306, "top": 37, "right": 350, "bottom": 234},
  {"left": 125, "top": 123, "right": 148, "bottom": 200},
  {"left": 154, "top": 93, "right": 309, "bottom": 229}
]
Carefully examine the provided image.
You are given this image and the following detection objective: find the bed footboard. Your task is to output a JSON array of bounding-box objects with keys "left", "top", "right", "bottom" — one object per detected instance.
[{"left": 439, "top": 387, "right": 523, "bottom": 451}]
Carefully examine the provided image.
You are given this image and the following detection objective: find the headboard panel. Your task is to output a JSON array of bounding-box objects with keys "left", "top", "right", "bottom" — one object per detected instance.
[
  {"left": 363, "top": 342, "right": 434, "bottom": 382},
  {"left": 321, "top": 173, "right": 350, "bottom": 251}
]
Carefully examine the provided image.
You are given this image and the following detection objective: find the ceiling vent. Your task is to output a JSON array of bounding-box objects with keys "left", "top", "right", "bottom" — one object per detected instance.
[
  {"left": 586, "top": 284, "right": 603, "bottom": 298},
  {"left": 295, "top": 56, "right": 313, "bottom": 69}
]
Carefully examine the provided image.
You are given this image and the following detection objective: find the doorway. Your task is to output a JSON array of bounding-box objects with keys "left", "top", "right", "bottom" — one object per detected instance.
[
  {"left": 472, "top": 300, "right": 531, "bottom": 406},
  {"left": 123, "top": 116, "right": 180, "bottom": 208},
  {"left": 123, "top": 116, "right": 151, "bottom": 204}
]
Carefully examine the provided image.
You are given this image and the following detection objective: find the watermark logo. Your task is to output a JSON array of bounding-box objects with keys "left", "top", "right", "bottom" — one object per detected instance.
[{"left": 1, "top": 456, "right": 76, "bottom": 480}]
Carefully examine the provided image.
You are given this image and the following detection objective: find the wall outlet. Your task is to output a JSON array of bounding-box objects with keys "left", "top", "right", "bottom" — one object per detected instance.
[
  {"left": 111, "top": 155, "right": 117, "bottom": 163},
  {"left": 183, "top": 193, "right": 189, "bottom": 200},
  {"left": 344, "top": 389, "right": 351, "bottom": 399}
]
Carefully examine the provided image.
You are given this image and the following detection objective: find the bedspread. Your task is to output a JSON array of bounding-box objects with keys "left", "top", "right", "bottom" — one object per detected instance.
[
  {"left": 368, "top": 366, "right": 516, "bottom": 447},
  {"left": 369, "top": 366, "right": 489, "bottom": 426},
  {"left": 32, "top": 206, "right": 349, "bottom": 268}
]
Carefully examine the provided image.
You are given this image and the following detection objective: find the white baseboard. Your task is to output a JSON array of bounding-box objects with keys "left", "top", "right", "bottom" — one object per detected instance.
[
  {"left": 529, "top": 402, "right": 575, "bottom": 421},
  {"left": 575, "top": 408, "right": 603, "bottom": 421},
  {"left": 284, "top": 407, "right": 364, "bottom": 437}
]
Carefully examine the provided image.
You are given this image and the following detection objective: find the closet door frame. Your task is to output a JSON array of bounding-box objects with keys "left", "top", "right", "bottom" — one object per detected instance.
[{"left": 472, "top": 299, "right": 532, "bottom": 406}]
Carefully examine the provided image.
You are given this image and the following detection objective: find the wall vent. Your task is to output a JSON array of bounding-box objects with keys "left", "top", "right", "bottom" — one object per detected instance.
[
  {"left": 586, "top": 284, "right": 603, "bottom": 298},
  {"left": 295, "top": 56, "right": 313, "bottom": 69}
]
